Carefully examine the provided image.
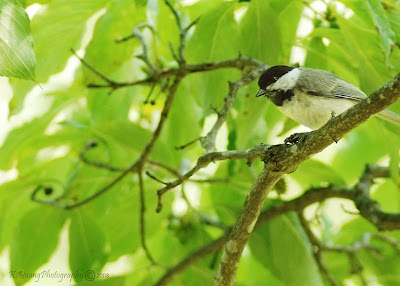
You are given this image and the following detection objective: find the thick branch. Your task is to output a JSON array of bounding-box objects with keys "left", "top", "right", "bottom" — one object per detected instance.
[
  {"left": 215, "top": 169, "right": 281, "bottom": 285},
  {"left": 215, "top": 73, "right": 400, "bottom": 285}
]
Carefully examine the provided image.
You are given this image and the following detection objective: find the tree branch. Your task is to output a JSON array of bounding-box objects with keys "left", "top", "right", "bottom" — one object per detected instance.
[
  {"left": 155, "top": 165, "right": 400, "bottom": 285},
  {"left": 164, "top": 0, "right": 198, "bottom": 65},
  {"left": 86, "top": 56, "right": 263, "bottom": 90}
]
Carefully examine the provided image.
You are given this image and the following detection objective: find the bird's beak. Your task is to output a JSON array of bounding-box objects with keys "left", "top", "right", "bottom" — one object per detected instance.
[{"left": 256, "top": 89, "right": 267, "bottom": 97}]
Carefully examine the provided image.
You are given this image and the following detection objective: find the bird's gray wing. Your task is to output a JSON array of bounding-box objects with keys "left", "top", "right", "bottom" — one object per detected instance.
[{"left": 297, "top": 68, "right": 367, "bottom": 101}]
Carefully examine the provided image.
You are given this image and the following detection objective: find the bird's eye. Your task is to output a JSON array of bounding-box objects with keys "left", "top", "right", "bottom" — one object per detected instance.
[{"left": 273, "top": 76, "right": 278, "bottom": 82}]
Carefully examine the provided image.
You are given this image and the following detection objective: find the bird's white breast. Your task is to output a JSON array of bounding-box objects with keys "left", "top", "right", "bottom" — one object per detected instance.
[{"left": 278, "top": 90, "right": 357, "bottom": 129}]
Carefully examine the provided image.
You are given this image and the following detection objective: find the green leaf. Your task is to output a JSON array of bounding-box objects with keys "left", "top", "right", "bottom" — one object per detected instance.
[
  {"left": 0, "top": 180, "right": 36, "bottom": 251},
  {"left": 366, "top": 0, "right": 396, "bottom": 67},
  {"left": 290, "top": 159, "right": 345, "bottom": 189},
  {"left": 332, "top": 121, "right": 398, "bottom": 181},
  {"left": 304, "top": 37, "right": 328, "bottom": 70},
  {"left": 10, "top": 208, "right": 66, "bottom": 285},
  {"left": 69, "top": 210, "right": 108, "bottom": 280},
  {"left": 239, "top": 0, "right": 303, "bottom": 64},
  {"left": 161, "top": 80, "right": 202, "bottom": 164},
  {"left": 83, "top": 0, "right": 147, "bottom": 123},
  {"left": 237, "top": 251, "right": 284, "bottom": 285},
  {"left": 359, "top": 247, "right": 400, "bottom": 286},
  {"left": 333, "top": 217, "right": 375, "bottom": 245},
  {"left": 234, "top": 85, "right": 271, "bottom": 149},
  {"left": 336, "top": 11, "right": 393, "bottom": 93},
  {"left": 0, "top": 0, "right": 36, "bottom": 80},
  {"left": 372, "top": 180, "right": 399, "bottom": 212},
  {"left": 155, "top": 0, "right": 180, "bottom": 63},
  {"left": 188, "top": 1, "right": 239, "bottom": 60},
  {"left": 0, "top": 94, "right": 76, "bottom": 170},
  {"left": 239, "top": 0, "right": 281, "bottom": 64},
  {"left": 90, "top": 120, "right": 152, "bottom": 166},
  {"left": 186, "top": 1, "right": 240, "bottom": 111},
  {"left": 249, "top": 213, "right": 324, "bottom": 286},
  {"left": 210, "top": 163, "right": 254, "bottom": 225},
  {"left": 31, "top": 0, "right": 109, "bottom": 82},
  {"left": 96, "top": 186, "right": 140, "bottom": 261},
  {"left": 386, "top": 4, "right": 400, "bottom": 45},
  {"left": 306, "top": 27, "right": 359, "bottom": 84},
  {"left": 26, "top": 0, "right": 50, "bottom": 5}
]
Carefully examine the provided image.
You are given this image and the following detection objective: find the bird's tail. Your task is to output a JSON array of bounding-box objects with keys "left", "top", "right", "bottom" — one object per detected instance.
[{"left": 376, "top": 109, "right": 400, "bottom": 126}]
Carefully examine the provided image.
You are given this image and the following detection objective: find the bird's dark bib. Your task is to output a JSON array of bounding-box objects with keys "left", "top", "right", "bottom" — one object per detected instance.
[{"left": 268, "top": 89, "right": 294, "bottom": 106}]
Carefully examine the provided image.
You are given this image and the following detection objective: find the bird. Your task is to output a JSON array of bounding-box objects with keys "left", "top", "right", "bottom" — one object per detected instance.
[{"left": 256, "top": 65, "right": 400, "bottom": 130}]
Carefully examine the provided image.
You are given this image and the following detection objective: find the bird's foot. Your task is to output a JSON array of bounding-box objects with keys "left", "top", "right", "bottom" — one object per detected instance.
[{"left": 284, "top": 132, "right": 310, "bottom": 145}]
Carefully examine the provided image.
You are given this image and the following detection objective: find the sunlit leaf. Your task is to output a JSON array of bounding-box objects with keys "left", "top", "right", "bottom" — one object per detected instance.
[
  {"left": 10, "top": 208, "right": 66, "bottom": 285},
  {"left": 69, "top": 210, "right": 108, "bottom": 280},
  {"left": 0, "top": 0, "right": 36, "bottom": 80},
  {"left": 250, "top": 213, "right": 324, "bottom": 286},
  {"left": 366, "top": 0, "right": 396, "bottom": 67}
]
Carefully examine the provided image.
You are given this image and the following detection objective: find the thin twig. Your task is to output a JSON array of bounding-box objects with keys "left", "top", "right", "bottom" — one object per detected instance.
[
  {"left": 79, "top": 140, "right": 125, "bottom": 172},
  {"left": 138, "top": 168, "right": 157, "bottom": 265},
  {"left": 156, "top": 143, "right": 271, "bottom": 213},
  {"left": 298, "top": 213, "right": 339, "bottom": 286},
  {"left": 164, "top": 0, "right": 186, "bottom": 64},
  {"left": 71, "top": 49, "right": 121, "bottom": 89},
  {"left": 147, "top": 159, "right": 249, "bottom": 189},
  {"left": 147, "top": 159, "right": 181, "bottom": 177},
  {"left": 87, "top": 55, "right": 263, "bottom": 90},
  {"left": 145, "top": 171, "right": 169, "bottom": 185},
  {"left": 168, "top": 42, "right": 180, "bottom": 63},
  {"left": 185, "top": 17, "right": 200, "bottom": 33},
  {"left": 200, "top": 65, "right": 268, "bottom": 152},
  {"left": 115, "top": 23, "right": 155, "bottom": 43},
  {"left": 116, "top": 23, "right": 157, "bottom": 71},
  {"left": 175, "top": 136, "right": 201, "bottom": 150},
  {"left": 144, "top": 83, "right": 157, "bottom": 104}
]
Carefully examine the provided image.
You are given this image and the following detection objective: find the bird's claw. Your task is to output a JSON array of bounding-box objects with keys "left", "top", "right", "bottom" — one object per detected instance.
[{"left": 284, "top": 132, "right": 309, "bottom": 145}]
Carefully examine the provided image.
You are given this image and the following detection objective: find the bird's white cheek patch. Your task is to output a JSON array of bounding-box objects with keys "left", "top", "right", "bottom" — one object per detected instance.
[{"left": 269, "top": 68, "right": 301, "bottom": 91}]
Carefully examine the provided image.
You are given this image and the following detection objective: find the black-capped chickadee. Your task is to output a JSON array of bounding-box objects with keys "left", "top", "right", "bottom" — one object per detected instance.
[{"left": 256, "top": 65, "right": 400, "bottom": 130}]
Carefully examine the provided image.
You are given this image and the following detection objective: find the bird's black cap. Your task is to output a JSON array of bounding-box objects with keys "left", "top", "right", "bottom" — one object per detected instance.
[{"left": 258, "top": 65, "right": 294, "bottom": 89}]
